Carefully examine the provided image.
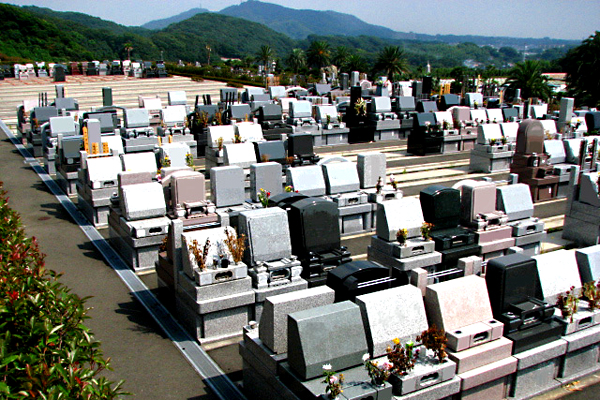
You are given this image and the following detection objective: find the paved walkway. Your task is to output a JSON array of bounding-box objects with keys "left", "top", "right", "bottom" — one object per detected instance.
[{"left": 0, "top": 133, "right": 219, "bottom": 399}]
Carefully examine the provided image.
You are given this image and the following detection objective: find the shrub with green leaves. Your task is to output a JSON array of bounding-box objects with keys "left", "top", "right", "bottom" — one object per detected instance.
[{"left": 0, "top": 182, "right": 128, "bottom": 399}]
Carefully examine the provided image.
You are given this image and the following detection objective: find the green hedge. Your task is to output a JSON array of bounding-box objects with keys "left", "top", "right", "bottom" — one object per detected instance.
[{"left": 0, "top": 182, "right": 128, "bottom": 399}]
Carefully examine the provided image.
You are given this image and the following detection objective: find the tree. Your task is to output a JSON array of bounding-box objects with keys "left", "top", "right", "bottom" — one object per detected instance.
[
  {"left": 505, "top": 60, "right": 553, "bottom": 101},
  {"left": 333, "top": 46, "right": 350, "bottom": 71},
  {"left": 346, "top": 54, "right": 367, "bottom": 74},
  {"left": 373, "top": 46, "right": 409, "bottom": 81},
  {"left": 561, "top": 31, "right": 600, "bottom": 108},
  {"left": 307, "top": 40, "right": 331, "bottom": 70},
  {"left": 124, "top": 42, "right": 133, "bottom": 60},
  {"left": 255, "top": 45, "right": 274, "bottom": 73},
  {"left": 285, "top": 48, "right": 306, "bottom": 74}
]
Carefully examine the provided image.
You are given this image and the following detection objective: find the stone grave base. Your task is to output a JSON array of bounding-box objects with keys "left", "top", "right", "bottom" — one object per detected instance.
[
  {"left": 108, "top": 225, "right": 160, "bottom": 272},
  {"left": 175, "top": 275, "right": 254, "bottom": 344},
  {"left": 338, "top": 203, "right": 373, "bottom": 236},
  {"left": 278, "top": 361, "right": 392, "bottom": 400},
  {"left": 457, "top": 356, "right": 517, "bottom": 400},
  {"left": 373, "top": 128, "right": 400, "bottom": 142},
  {"left": 368, "top": 245, "right": 442, "bottom": 272},
  {"left": 56, "top": 168, "right": 78, "bottom": 196},
  {"left": 441, "top": 136, "right": 461, "bottom": 153},
  {"left": 77, "top": 194, "right": 110, "bottom": 228},
  {"left": 43, "top": 154, "right": 57, "bottom": 175},
  {"left": 448, "top": 337, "right": 513, "bottom": 374},
  {"left": 508, "top": 339, "right": 566, "bottom": 400},
  {"left": 470, "top": 148, "right": 513, "bottom": 173},
  {"left": 321, "top": 127, "right": 349, "bottom": 146},
  {"left": 558, "top": 324, "right": 600, "bottom": 381}
]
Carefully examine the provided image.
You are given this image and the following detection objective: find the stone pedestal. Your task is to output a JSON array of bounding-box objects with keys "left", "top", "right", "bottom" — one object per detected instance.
[{"left": 508, "top": 339, "right": 567, "bottom": 400}]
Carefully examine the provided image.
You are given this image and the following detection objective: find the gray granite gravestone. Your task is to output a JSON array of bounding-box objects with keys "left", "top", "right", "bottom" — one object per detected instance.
[
  {"left": 210, "top": 166, "right": 245, "bottom": 208},
  {"left": 259, "top": 286, "right": 335, "bottom": 354},
  {"left": 287, "top": 301, "right": 368, "bottom": 380},
  {"left": 357, "top": 152, "right": 386, "bottom": 189},
  {"left": 576, "top": 245, "right": 600, "bottom": 284},
  {"left": 250, "top": 162, "right": 283, "bottom": 203}
]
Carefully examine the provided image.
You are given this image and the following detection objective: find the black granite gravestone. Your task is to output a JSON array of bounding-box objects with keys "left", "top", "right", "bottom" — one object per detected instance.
[
  {"left": 440, "top": 94, "right": 460, "bottom": 111},
  {"left": 287, "top": 134, "right": 319, "bottom": 166},
  {"left": 486, "top": 253, "right": 564, "bottom": 353},
  {"left": 327, "top": 260, "right": 394, "bottom": 302},
  {"left": 407, "top": 112, "right": 443, "bottom": 156},
  {"left": 82, "top": 110, "right": 118, "bottom": 134},
  {"left": 585, "top": 112, "right": 600, "bottom": 134},
  {"left": 254, "top": 140, "right": 286, "bottom": 164},
  {"left": 419, "top": 185, "right": 479, "bottom": 266},
  {"left": 286, "top": 197, "right": 351, "bottom": 286},
  {"left": 54, "top": 66, "right": 66, "bottom": 82},
  {"left": 502, "top": 107, "right": 519, "bottom": 122}
]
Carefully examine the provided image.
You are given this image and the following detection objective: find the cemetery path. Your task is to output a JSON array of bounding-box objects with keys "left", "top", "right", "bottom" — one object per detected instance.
[{"left": 0, "top": 131, "right": 220, "bottom": 399}]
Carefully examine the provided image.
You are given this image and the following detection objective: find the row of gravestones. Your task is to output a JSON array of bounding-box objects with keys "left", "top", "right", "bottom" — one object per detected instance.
[{"left": 241, "top": 243, "right": 600, "bottom": 400}]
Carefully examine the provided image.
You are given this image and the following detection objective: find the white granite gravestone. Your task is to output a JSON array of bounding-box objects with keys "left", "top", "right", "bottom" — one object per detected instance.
[
  {"left": 121, "top": 151, "right": 157, "bottom": 174},
  {"left": 238, "top": 208, "right": 292, "bottom": 264},
  {"left": 286, "top": 165, "right": 326, "bottom": 197},
  {"left": 533, "top": 249, "right": 583, "bottom": 303},
  {"left": 376, "top": 197, "right": 424, "bottom": 241},
  {"left": 356, "top": 285, "right": 428, "bottom": 357},
  {"left": 121, "top": 182, "right": 166, "bottom": 221},
  {"left": 321, "top": 162, "right": 360, "bottom": 194}
]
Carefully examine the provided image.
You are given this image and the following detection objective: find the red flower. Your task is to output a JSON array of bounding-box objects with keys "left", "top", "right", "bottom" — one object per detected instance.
[
  {"left": 75, "top": 376, "right": 83, "bottom": 386},
  {"left": 7, "top": 291, "right": 18, "bottom": 301}
]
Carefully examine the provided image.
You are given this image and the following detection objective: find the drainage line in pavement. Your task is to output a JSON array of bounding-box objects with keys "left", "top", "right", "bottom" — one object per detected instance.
[{"left": 0, "top": 120, "right": 246, "bottom": 400}]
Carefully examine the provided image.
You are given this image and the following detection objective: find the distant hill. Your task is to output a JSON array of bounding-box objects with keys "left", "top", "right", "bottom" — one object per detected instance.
[
  {"left": 142, "top": 7, "right": 209, "bottom": 30},
  {"left": 220, "top": 1, "right": 399, "bottom": 40},
  {"left": 220, "top": 0, "right": 580, "bottom": 49},
  {"left": 22, "top": 5, "right": 149, "bottom": 36},
  {"left": 151, "top": 13, "right": 295, "bottom": 60}
]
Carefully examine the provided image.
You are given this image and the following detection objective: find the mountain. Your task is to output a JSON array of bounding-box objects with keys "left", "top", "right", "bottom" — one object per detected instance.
[
  {"left": 22, "top": 5, "right": 149, "bottom": 36},
  {"left": 220, "top": 1, "right": 399, "bottom": 40},
  {"left": 142, "top": 7, "right": 209, "bottom": 30},
  {"left": 220, "top": 1, "right": 580, "bottom": 49},
  {"left": 151, "top": 13, "right": 294, "bottom": 60}
]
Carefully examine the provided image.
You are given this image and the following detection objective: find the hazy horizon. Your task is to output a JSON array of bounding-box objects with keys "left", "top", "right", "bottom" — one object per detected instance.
[{"left": 6, "top": 0, "right": 598, "bottom": 41}]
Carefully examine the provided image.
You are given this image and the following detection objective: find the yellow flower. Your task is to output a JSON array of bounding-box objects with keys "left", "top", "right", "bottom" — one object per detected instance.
[{"left": 393, "top": 338, "right": 400, "bottom": 345}]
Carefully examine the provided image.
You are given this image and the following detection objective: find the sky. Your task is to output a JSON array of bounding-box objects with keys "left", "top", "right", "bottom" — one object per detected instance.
[{"left": 6, "top": 0, "right": 599, "bottom": 41}]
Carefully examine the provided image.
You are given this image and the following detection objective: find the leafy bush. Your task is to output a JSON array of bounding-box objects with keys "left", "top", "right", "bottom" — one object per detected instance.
[{"left": 0, "top": 182, "right": 128, "bottom": 399}]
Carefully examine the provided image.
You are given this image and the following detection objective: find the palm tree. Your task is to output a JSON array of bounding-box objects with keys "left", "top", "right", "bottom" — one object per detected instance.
[
  {"left": 307, "top": 40, "right": 331, "bottom": 70},
  {"left": 286, "top": 48, "right": 307, "bottom": 74},
  {"left": 374, "top": 46, "right": 409, "bottom": 81},
  {"left": 124, "top": 42, "right": 133, "bottom": 60},
  {"left": 333, "top": 46, "right": 350, "bottom": 71},
  {"left": 562, "top": 31, "right": 600, "bottom": 107},
  {"left": 346, "top": 54, "right": 367, "bottom": 74},
  {"left": 505, "top": 60, "right": 553, "bottom": 101},
  {"left": 256, "top": 45, "right": 274, "bottom": 74}
]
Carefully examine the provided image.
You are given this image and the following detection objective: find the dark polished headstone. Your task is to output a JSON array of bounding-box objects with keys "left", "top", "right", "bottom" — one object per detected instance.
[
  {"left": 286, "top": 198, "right": 351, "bottom": 286},
  {"left": 486, "top": 253, "right": 564, "bottom": 353},
  {"left": 254, "top": 140, "right": 286, "bottom": 164},
  {"left": 326, "top": 260, "right": 394, "bottom": 302}
]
